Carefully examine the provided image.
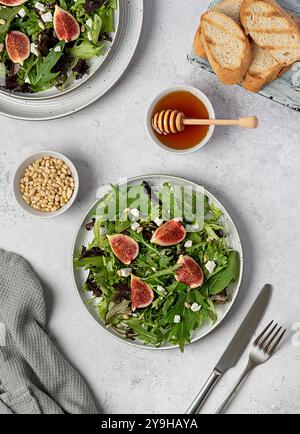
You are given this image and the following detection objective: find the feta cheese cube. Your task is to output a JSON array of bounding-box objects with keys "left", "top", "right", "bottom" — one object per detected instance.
[
  {"left": 41, "top": 11, "right": 53, "bottom": 23},
  {"left": 118, "top": 268, "right": 132, "bottom": 278},
  {"left": 131, "top": 222, "right": 140, "bottom": 231},
  {"left": 154, "top": 217, "right": 163, "bottom": 227},
  {"left": 18, "top": 8, "right": 27, "bottom": 18},
  {"left": 191, "top": 303, "right": 202, "bottom": 312},
  {"left": 130, "top": 208, "right": 140, "bottom": 219},
  {"left": 186, "top": 223, "right": 200, "bottom": 232},
  {"left": 184, "top": 240, "right": 193, "bottom": 248},
  {"left": 174, "top": 315, "right": 181, "bottom": 324},
  {"left": 30, "top": 43, "right": 39, "bottom": 57},
  {"left": 205, "top": 260, "right": 216, "bottom": 274},
  {"left": 34, "top": 1, "right": 45, "bottom": 11},
  {"left": 157, "top": 285, "right": 166, "bottom": 293},
  {"left": 85, "top": 18, "right": 93, "bottom": 28}
]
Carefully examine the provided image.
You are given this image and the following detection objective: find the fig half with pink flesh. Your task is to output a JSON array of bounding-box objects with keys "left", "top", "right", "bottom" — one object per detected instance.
[
  {"left": 0, "top": 0, "right": 27, "bottom": 5},
  {"left": 131, "top": 275, "right": 154, "bottom": 311},
  {"left": 53, "top": 5, "right": 80, "bottom": 42},
  {"left": 5, "top": 31, "right": 30, "bottom": 66},
  {"left": 151, "top": 219, "right": 186, "bottom": 246},
  {"left": 175, "top": 255, "right": 204, "bottom": 288},
  {"left": 107, "top": 234, "right": 139, "bottom": 265}
]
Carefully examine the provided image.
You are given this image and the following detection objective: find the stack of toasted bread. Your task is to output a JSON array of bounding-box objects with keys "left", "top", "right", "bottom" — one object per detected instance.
[{"left": 194, "top": 0, "right": 300, "bottom": 92}]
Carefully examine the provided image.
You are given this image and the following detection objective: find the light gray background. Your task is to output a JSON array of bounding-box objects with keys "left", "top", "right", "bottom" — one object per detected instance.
[{"left": 0, "top": 0, "right": 299, "bottom": 414}]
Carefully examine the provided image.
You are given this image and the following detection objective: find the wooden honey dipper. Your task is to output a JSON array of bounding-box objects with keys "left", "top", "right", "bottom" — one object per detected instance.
[{"left": 152, "top": 110, "right": 259, "bottom": 135}]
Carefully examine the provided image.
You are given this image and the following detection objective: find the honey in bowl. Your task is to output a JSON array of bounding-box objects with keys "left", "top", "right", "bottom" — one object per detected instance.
[{"left": 151, "top": 90, "right": 210, "bottom": 150}]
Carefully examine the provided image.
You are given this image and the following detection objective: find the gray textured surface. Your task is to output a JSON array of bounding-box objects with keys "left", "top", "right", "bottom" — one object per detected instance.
[
  {"left": 189, "top": 0, "right": 300, "bottom": 111},
  {"left": 0, "top": 0, "right": 299, "bottom": 414}
]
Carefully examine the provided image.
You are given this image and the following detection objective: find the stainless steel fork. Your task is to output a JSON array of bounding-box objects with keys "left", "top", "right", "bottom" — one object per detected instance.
[{"left": 215, "top": 321, "right": 286, "bottom": 414}]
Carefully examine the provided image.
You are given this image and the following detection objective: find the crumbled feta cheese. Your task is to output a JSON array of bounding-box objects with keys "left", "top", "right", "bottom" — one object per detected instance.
[
  {"left": 184, "top": 240, "right": 193, "bottom": 248},
  {"left": 205, "top": 260, "right": 216, "bottom": 274},
  {"left": 34, "top": 1, "right": 45, "bottom": 11},
  {"left": 41, "top": 11, "right": 53, "bottom": 23},
  {"left": 25, "top": 77, "right": 30, "bottom": 84},
  {"left": 30, "top": 43, "right": 39, "bottom": 57},
  {"left": 131, "top": 222, "right": 140, "bottom": 231},
  {"left": 99, "top": 226, "right": 107, "bottom": 236},
  {"left": 87, "top": 31, "right": 92, "bottom": 41},
  {"left": 85, "top": 18, "right": 93, "bottom": 28},
  {"left": 18, "top": 8, "right": 26, "bottom": 18},
  {"left": 174, "top": 217, "right": 183, "bottom": 222},
  {"left": 154, "top": 217, "right": 163, "bottom": 227},
  {"left": 157, "top": 285, "right": 166, "bottom": 293},
  {"left": 191, "top": 303, "right": 202, "bottom": 312},
  {"left": 0, "top": 19, "right": 6, "bottom": 25},
  {"left": 130, "top": 208, "right": 140, "bottom": 219},
  {"left": 118, "top": 268, "right": 132, "bottom": 278},
  {"left": 174, "top": 315, "right": 181, "bottom": 324}
]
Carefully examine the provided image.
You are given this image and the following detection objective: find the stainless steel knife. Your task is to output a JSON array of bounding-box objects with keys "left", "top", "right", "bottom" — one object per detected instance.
[{"left": 185, "top": 284, "right": 272, "bottom": 414}]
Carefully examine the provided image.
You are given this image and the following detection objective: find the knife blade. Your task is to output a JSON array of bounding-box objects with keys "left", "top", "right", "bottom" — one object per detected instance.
[{"left": 185, "top": 284, "right": 272, "bottom": 414}]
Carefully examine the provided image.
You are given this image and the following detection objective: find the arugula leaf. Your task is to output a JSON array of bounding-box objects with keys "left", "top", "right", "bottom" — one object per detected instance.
[
  {"left": 204, "top": 251, "right": 240, "bottom": 295},
  {"left": 0, "top": 6, "right": 20, "bottom": 42},
  {"left": 28, "top": 43, "right": 65, "bottom": 92},
  {"left": 69, "top": 40, "right": 103, "bottom": 60}
]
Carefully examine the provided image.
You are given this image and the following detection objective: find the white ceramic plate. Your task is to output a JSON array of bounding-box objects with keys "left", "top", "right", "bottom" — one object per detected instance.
[
  {"left": 72, "top": 175, "right": 243, "bottom": 351},
  {"left": 0, "top": 0, "right": 143, "bottom": 119}
]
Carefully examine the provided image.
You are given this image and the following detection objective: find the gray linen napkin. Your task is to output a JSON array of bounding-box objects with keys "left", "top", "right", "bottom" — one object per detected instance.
[{"left": 0, "top": 249, "right": 98, "bottom": 414}]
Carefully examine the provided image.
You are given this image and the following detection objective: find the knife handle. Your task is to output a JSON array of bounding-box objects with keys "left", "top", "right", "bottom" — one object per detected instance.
[{"left": 185, "top": 369, "right": 222, "bottom": 414}]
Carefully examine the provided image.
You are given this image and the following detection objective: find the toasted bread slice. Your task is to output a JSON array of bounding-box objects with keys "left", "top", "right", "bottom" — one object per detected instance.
[
  {"left": 200, "top": 10, "right": 251, "bottom": 84},
  {"left": 240, "top": 0, "right": 300, "bottom": 66},
  {"left": 242, "top": 44, "right": 288, "bottom": 92},
  {"left": 194, "top": 0, "right": 243, "bottom": 58}
]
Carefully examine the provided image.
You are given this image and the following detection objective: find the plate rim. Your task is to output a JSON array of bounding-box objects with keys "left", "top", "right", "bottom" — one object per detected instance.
[
  {"left": 71, "top": 174, "right": 244, "bottom": 351},
  {"left": 0, "top": 0, "right": 144, "bottom": 120}
]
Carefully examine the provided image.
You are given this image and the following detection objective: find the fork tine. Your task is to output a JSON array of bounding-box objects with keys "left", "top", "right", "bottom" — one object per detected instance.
[
  {"left": 258, "top": 323, "right": 278, "bottom": 349},
  {"left": 254, "top": 320, "right": 273, "bottom": 346},
  {"left": 268, "top": 329, "right": 287, "bottom": 355},
  {"left": 263, "top": 326, "right": 282, "bottom": 353}
]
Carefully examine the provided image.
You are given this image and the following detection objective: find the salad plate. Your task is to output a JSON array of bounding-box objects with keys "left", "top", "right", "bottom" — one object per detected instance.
[
  {"left": 0, "top": 0, "right": 120, "bottom": 99},
  {"left": 0, "top": 0, "right": 143, "bottom": 119},
  {"left": 72, "top": 175, "right": 243, "bottom": 351}
]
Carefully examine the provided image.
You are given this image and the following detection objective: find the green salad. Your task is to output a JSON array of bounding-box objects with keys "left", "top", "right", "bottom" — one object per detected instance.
[
  {"left": 0, "top": 0, "right": 116, "bottom": 93},
  {"left": 74, "top": 181, "right": 240, "bottom": 352}
]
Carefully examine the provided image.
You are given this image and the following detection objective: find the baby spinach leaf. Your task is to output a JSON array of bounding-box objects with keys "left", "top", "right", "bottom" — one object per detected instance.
[{"left": 205, "top": 251, "right": 240, "bottom": 295}]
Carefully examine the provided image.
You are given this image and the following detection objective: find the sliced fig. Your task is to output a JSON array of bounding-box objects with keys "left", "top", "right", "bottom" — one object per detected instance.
[
  {"left": 53, "top": 5, "right": 80, "bottom": 42},
  {"left": 131, "top": 275, "right": 154, "bottom": 311},
  {"left": 151, "top": 219, "right": 186, "bottom": 246},
  {"left": 107, "top": 234, "right": 139, "bottom": 265},
  {"left": 0, "top": 0, "right": 27, "bottom": 5},
  {"left": 175, "top": 255, "right": 204, "bottom": 288},
  {"left": 5, "top": 31, "right": 30, "bottom": 66}
]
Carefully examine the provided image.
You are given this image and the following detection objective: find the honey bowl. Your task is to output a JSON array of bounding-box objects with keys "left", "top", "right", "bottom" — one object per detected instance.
[{"left": 146, "top": 85, "right": 215, "bottom": 154}]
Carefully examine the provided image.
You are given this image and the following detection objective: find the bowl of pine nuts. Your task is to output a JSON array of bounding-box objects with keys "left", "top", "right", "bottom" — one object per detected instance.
[{"left": 13, "top": 151, "right": 79, "bottom": 218}]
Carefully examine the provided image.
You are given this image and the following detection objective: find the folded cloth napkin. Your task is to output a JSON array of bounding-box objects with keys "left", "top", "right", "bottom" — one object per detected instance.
[{"left": 0, "top": 249, "right": 98, "bottom": 414}]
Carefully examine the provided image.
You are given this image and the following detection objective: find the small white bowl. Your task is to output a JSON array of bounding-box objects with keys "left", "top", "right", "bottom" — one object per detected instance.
[
  {"left": 145, "top": 85, "right": 215, "bottom": 155},
  {"left": 13, "top": 150, "right": 79, "bottom": 219}
]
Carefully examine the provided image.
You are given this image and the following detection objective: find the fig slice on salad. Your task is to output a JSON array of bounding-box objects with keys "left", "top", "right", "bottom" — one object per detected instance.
[
  {"left": 131, "top": 275, "right": 154, "bottom": 312},
  {"left": 5, "top": 31, "right": 30, "bottom": 66},
  {"left": 53, "top": 5, "right": 80, "bottom": 42},
  {"left": 175, "top": 255, "right": 204, "bottom": 288},
  {"left": 0, "top": 0, "right": 27, "bottom": 5},
  {"left": 107, "top": 234, "right": 139, "bottom": 265},
  {"left": 151, "top": 218, "right": 186, "bottom": 246}
]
